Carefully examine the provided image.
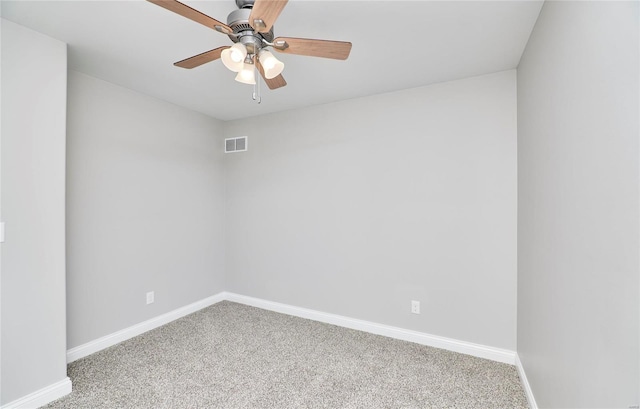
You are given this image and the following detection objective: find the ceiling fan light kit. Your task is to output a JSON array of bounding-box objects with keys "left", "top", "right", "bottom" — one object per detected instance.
[
  {"left": 235, "top": 63, "right": 257, "bottom": 85},
  {"left": 221, "top": 43, "right": 247, "bottom": 72},
  {"left": 258, "top": 50, "right": 284, "bottom": 79},
  {"left": 148, "top": 0, "right": 352, "bottom": 95}
]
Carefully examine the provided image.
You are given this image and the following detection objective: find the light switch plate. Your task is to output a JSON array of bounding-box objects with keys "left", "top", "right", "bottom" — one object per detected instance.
[{"left": 0, "top": 222, "right": 5, "bottom": 243}]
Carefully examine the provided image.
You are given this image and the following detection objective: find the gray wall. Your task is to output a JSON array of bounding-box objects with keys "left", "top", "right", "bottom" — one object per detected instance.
[
  {"left": 1, "top": 19, "right": 68, "bottom": 405},
  {"left": 517, "top": 1, "right": 639, "bottom": 407},
  {"left": 66, "top": 71, "right": 226, "bottom": 348},
  {"left": 224, "top": 71, "right": 518, "bottom": 350}
]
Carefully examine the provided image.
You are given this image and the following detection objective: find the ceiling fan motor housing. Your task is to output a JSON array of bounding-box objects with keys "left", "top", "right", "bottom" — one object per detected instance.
[{"left": 227, "top": 8, "right": 274, "bottom": 48}]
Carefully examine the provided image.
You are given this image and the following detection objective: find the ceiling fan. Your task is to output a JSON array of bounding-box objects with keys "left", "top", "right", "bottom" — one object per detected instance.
[{"left": 148, "top": 0, "right": 353, "bottom": 91}]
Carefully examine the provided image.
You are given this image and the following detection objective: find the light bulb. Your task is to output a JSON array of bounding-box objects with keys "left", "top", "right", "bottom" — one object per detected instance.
[
  {"left": 230, "top": 48, "right": 244, "bottom": 63},
  {"left": 235, "top": 63, "right": 256, "bottom": 85},
  {"left": 258, "top": 50, "right": 284, "bottom": 79},
  {"left": 221, "top": 43, "right": 247, "bottom": 72}
]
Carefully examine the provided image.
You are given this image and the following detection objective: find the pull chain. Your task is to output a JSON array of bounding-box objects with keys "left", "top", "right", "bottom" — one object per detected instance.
[{"left": 252, "top": 59, "right": 261, "bottom": 104}]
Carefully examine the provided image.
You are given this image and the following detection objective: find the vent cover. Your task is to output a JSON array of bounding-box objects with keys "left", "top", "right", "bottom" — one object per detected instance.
[{"left": 225, "top": 136, "right": 248, "bottom": 153}]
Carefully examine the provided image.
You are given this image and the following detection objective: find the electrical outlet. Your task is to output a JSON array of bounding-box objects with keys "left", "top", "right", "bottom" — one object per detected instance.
[
  {"left": 146, "top": 291, "right": 154, "bottom": 305},
  {"left": 411, "top": 300, "right": 420, "bottom": 314}
]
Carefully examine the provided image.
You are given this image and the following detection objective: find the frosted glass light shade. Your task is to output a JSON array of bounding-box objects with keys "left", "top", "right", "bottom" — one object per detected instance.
[
  {"left": 221, "top": 43, "right": 247, "bottom": 72},
  {"left": 258, "top": 50, "right": 284, "bottom": 79},
  {"left": 235, "top": 63, "right": 256, "bottom": 85}
]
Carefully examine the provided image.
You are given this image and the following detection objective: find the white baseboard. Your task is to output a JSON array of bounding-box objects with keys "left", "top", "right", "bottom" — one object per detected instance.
[
  {"left": 14, "top": 292, "right": 516, "bottom": 409},
  {"left": 1, "top": 377, "right": 72, "bottom": 409},
  {"left": 67, "top": 291, "right": 516, "bottom": 368},
  {"left": 223, "top": 292, "right": 517, "bottom": 365},
  {"left": 66, "top": 293, "right": 226, "bottom": 363},
  {"left": 515, "top": 354, "right": 538, "bottom": 409}
]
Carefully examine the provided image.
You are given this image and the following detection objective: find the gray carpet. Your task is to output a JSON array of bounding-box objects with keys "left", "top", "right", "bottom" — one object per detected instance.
[{"left": 44, "top": 301, "right": 528, "bottom": 408}]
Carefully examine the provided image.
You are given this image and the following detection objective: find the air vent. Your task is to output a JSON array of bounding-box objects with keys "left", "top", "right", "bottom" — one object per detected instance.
[{"left": 225, "top": 136, "right": 248, "bottom": 153}]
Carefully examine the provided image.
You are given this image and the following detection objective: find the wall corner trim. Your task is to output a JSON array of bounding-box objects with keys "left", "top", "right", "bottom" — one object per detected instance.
[
  {"left": 1, "top": 377, "right": 72, "bottom": 409},
  {"left": 224, "top": 292, "right": 517, "bottom": 365},
  {"left": 66, "top": 293, "right": 226, "bottom": 363},
  {"left": 515, "top": 353, "right": 538, "bottom": 409}
]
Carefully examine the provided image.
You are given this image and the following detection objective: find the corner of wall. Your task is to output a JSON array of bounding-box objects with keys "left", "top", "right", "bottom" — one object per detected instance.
[{"left": 515, "top": 354, "right": 537, "bottom": 409}]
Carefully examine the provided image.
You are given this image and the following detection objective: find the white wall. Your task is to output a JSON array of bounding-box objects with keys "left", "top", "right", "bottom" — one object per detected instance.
[
  {"left": 517, "top": 1, "right": 639, "bottom": 407},
  {"left": 66, "top": 71, "right": 226, "bottom": 348},
  {"left": 224, "top": 70, "right": 517, "bottom": 350},
  {"left": 0, "top": 16, "right": 3, "bottom": 406},
  {"left": 1, "top": 19, "right": 69, "bottom": 405}
]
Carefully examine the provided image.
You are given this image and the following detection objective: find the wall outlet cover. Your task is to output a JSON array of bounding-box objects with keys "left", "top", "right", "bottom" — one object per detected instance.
[{"left": 411, "top": 300, "right": 420, "bottom": 314}]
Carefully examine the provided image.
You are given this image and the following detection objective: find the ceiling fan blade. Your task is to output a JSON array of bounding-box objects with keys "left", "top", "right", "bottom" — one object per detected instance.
[
  {"left": 256, "top": 60, "right": 287, "bottom": 90},
  {"left": 272, "top": 37, "right": 352, "bottom": 60},
  {"left": 174, "top": 46, "right": 230, "bottom": 69},
  {"left": 249, "top": 0, "right": 288, "bottom": 33},
  {"left": 147, "top": 0, "right": 232, "bottom": 35}
]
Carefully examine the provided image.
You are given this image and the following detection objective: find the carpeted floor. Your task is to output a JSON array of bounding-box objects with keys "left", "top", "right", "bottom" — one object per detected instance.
[{"left": 44, "top": 301, "right": 528, "bottom": 408}]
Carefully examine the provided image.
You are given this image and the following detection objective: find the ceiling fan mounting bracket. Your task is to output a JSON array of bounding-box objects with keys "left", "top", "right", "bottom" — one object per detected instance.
[
  {"left": 273, "top": 39, "right": 288, "bottom": 50},
  {"left": 235, "top": 0, "right": 255, "bottom": 9},
  {"left": 214, "top": 25, "right": 233, "bottom": 36},
  {"left": 252, "top": 19, "right": 266, "bottom": 31}
]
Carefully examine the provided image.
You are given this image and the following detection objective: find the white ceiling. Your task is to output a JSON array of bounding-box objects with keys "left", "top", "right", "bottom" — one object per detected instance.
[{"left": 1, "top": 0, "right": 543, "bottom": 121}]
